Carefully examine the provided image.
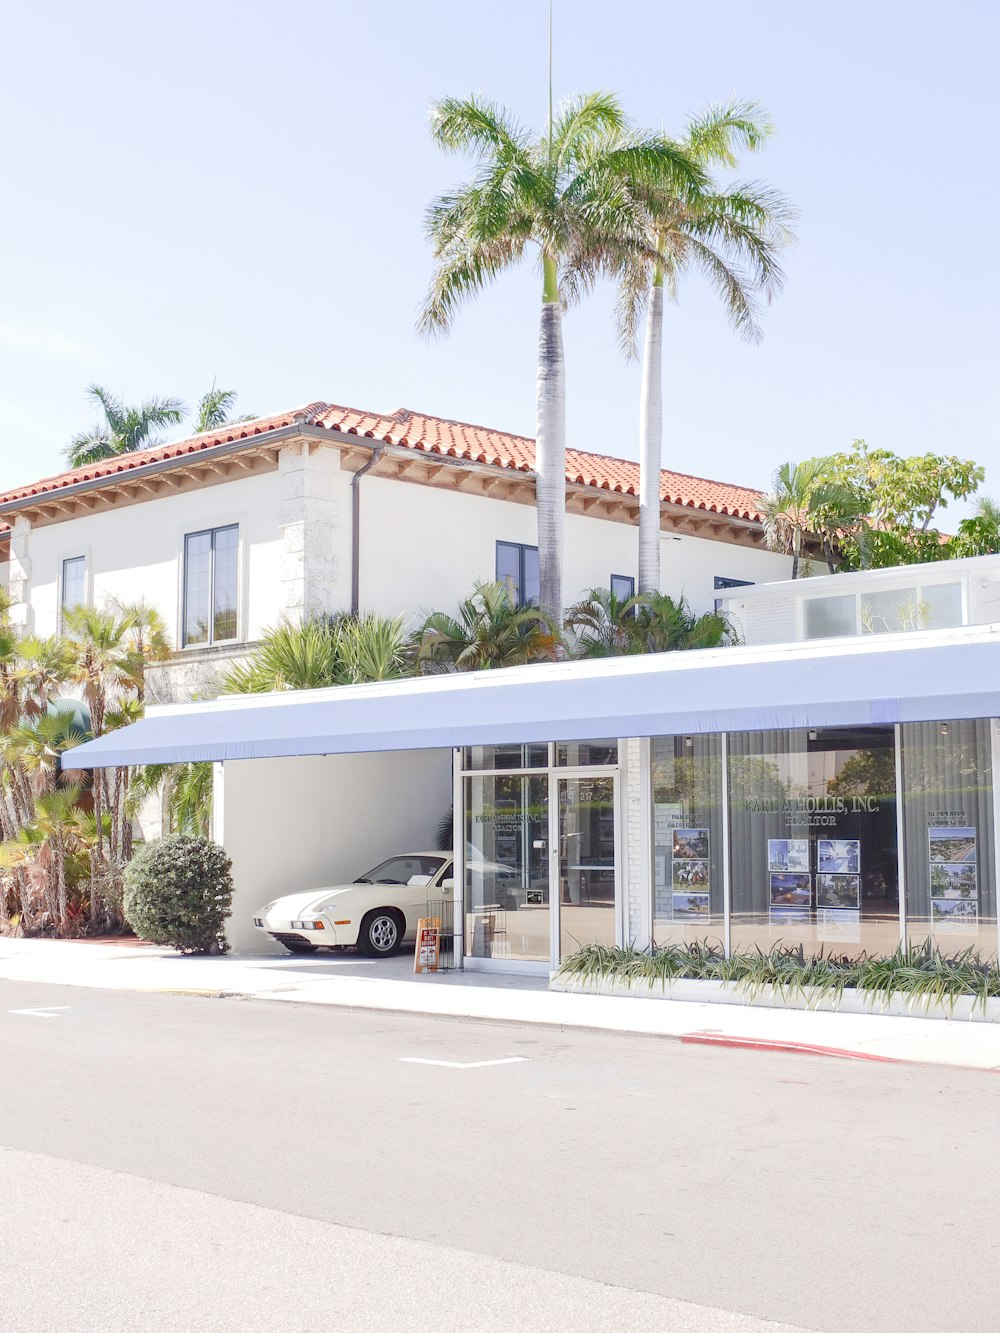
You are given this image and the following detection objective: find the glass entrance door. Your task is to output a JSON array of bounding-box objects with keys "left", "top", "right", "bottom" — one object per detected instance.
[
  {"left": 465, "top": 771, "right": 550, "bottom": 962},
  {"left": 556, "top": 774, "right": 618, "bottom": 961}
]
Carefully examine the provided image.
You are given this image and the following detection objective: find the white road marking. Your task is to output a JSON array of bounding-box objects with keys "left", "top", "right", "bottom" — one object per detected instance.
[
  {"left": 7, "top": 1006, "right": 71, "bottom": 1018},
  {"left": 400, "top": 1056, "right": 528, "bottom": 1069}
]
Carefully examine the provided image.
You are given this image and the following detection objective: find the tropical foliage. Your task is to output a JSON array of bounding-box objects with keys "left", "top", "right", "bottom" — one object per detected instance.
[
  {"left": 608, "top": 100, "right": 794, "bottom": 592},
  {"left": 422, "top": 91, "right": 706, "bottom": 623},
  {"left": 558, "top": 939, "right": 1000, "bottom": 1014},
  {"left": 0, "top": 597, "right": 174, "bottom": 937},
  {"left": 66, "top": 384, "right": 186, "bottom": 468},
  {"left": 220, "top": 612, "right": 412, "bottom": 694},
  {"left": 193, "top": 383, "right": 255, "bottom": 434},
  {"left": 565, "top": 587, "right": 734, "bottom": 656},
  {"left": 415, "top": 581, "right": 560, "bottom": 671},
  {"left": 770, "top": 441, "right": 987, "bottom": 572}
]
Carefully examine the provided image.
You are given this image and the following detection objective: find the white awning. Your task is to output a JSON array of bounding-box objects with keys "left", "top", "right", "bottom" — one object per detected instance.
[{"left": 64, "top": 624, "right": 1000, "bottom": 769}]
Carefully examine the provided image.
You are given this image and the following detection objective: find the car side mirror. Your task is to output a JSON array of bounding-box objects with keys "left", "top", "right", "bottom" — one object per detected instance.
[{"left": 441, "top": 878, "right": 455, "bottom": 891}]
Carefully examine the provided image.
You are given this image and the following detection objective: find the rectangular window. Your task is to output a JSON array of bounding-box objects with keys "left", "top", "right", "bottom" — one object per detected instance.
[
  {"left": 714, "top": 574, "right": 753, "bottom": 613},
  {"left": 183, "top": 524, "right": 239, "bottom": 647},
  {"left": 60, "top": 556, "right": 87, "bottom": 628},
  {"left": 610, "top": 574, "right": 635, "bottom": 602},
  {"left": 803, "top": 594, "right": 856, "bottom": 639},
  {"left": 496, "top": 541, "right": 539, "bottom": 607}
]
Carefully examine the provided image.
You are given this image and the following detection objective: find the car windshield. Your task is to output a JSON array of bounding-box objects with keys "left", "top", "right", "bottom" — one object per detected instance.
[{"left": 355, "top": 855, "right": 446, "bottom": 885}]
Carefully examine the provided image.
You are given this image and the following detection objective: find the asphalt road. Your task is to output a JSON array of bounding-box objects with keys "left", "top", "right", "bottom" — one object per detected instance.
[{"left": 0, "top": 980, "right": 996, "bottom": 1333}]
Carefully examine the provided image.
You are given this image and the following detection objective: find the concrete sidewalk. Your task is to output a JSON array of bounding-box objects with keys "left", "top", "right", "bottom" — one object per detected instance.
[{"left": 1, "top": 937, "right": 999, "bottom": 1073}]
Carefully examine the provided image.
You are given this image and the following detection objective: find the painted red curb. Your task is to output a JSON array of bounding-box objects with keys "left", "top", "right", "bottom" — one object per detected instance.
[{"left": 680, "top": 1031, "right": 902, "bottom": 1063}]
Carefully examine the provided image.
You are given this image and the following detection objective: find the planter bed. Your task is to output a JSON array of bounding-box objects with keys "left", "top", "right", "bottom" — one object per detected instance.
[{"left": 549, "top": 972, "right": 1000, "bottom": 1023}]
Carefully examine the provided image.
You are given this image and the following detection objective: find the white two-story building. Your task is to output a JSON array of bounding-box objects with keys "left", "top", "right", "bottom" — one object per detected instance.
[{"left": 0, "top": 398, "right": 794, "bottom": 699}]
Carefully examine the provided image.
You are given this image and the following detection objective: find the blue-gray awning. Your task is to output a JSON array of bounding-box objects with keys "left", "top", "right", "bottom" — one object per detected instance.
[{"left": 62, "top": 626, "right": 1000, "bottom": 769}]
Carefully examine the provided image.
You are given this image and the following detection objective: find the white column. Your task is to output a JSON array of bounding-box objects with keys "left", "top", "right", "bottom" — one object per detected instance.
[
  {"left": 277, "top": 441, "right": 347, "bottom": 622},
  {"left": 8, "top": 515, "right": 32, "bottom": 630}
]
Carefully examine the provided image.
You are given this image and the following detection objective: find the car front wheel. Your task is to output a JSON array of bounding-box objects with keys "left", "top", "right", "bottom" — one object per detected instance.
[{"left": 358, "top": 909, "right": 403, "bottom": 957}]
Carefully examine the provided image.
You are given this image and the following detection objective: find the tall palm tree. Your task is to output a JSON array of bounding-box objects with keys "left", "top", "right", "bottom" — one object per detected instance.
[
  {"left": 66, "top": 385, "right": 186, "bottom": 467},
  {"left": 421, "top": 92, "right": 705, "bottom": 623},
  {"left": 761, "top": 458, "right": 842, "bottom": 579},
  {"left": 611, "top": 101, "right": 795, "bottom": 593},
  {"left": 193, "top": 382, "right": 255, "bottom": 434},
  {"left": 416, "top": 581, "right": 560, "bottom": 672}
]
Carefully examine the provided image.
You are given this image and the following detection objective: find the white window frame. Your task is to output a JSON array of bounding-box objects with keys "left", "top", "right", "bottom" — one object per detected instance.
[{"left": 58, "top": 549, "right": 91, "bottom": 632}]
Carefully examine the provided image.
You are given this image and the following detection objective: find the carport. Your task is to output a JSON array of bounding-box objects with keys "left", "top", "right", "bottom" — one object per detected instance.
[{"left": 65, "top": 625, "right": 1000, "bottom": 970}]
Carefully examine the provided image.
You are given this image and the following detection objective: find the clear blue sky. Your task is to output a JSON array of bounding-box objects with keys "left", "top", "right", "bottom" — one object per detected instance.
[{"left": 2, "top": 0, "right": 997, "bottom": 519}]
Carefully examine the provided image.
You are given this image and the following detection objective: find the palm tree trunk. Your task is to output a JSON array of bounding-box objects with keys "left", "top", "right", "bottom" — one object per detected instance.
[
  {"left": 791, "top": 529, "right": 800, "bottom": 580},
  {"left": 638, "top": 274, "right": 664, "bottom": 593},
  {"left": 536, "top": 253, "right": 566, "bottom": 626}
]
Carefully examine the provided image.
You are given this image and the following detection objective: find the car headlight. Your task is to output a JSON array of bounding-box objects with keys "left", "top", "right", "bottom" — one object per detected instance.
[{"left": 290, "top": 918, "right": 325, "bottom": 931}]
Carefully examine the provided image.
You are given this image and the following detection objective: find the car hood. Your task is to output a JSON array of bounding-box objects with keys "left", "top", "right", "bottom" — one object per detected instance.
[{"left": 262, "top": 887, "right": 355, "bottom": 917}]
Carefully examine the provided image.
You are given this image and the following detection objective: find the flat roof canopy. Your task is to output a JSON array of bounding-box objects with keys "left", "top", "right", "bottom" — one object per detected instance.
[{"left": 65, "top": 625, "right": 1000, "bottom": 769}]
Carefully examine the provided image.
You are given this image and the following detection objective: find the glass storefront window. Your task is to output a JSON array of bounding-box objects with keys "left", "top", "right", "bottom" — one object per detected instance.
[
  {"left": 464, "top": 773, "right": 549, "bottom": 961},
  {"left": 727, "top": 727, "right": 899, "bottom": 960},
  {"left": 651, "top": 736, "right": 724, "bottom": 950},
  {"left": 555, "top": 739, "right": 618, "bottom": 766},
  {"left": 900, "top": 720, "right": 997, "bottom": 962},
  {"left": 462, "top": 743, "right": 548, "bottom": 771}
]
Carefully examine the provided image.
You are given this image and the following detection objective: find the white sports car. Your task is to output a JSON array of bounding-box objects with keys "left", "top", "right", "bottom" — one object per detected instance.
[{"left": 253, "top": 852, "right": 456, "bottom": 957}]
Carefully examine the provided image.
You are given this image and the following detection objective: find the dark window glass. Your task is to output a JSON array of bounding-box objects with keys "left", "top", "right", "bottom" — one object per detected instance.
[
  {"left": 61, "top": 556, "right": 87, "bottom": 625},
  {"left": 610, "top": 574, "right": 635, "bottom": 602},
  {"left": 496, "top": 541, "right": 539, "bottom": 607},
  {"left": 184, "top": 525, "right": 239, "bottom": 647},
  {"left": 522, "top": 546, "right": 540, "bottom": 605},
  {"left": 714, "top": 575, "right": 753, "bottom": 613}
]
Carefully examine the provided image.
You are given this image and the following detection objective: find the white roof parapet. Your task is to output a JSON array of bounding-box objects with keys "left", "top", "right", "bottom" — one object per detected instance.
[{"left": 64, "top": 624, "right": 1000, "bottom": 770}]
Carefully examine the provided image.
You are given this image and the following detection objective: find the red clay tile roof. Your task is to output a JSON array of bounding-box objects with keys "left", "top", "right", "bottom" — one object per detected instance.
[{"left": 0, "top": 400, "right": 766, "bottom": 524}]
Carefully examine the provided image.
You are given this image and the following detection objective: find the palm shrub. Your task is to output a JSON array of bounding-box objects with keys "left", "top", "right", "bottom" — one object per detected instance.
[
  {"left": 66, "top": 384, "right": 186, "bottom": 467},
  {"left": 415, "top": 581, "right": 561, "bottom": 671},
  {"left": 220, "top": 613, "right": 412, "bottom": 694},
  {"left": 123, "top": 835, "right": 233, "bottom": 954},
  {"left": 564, "top": 588, "right": 734, "bottom": 657}
]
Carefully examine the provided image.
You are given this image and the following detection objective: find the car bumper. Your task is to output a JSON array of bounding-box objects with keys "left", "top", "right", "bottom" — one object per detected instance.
[{"left": 252, "top": 916, "right": 360, "bottom": 948}]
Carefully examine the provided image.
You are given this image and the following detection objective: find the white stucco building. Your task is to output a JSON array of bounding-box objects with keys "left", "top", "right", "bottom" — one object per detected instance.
[{"left": 0, "top": 398, "right": 794, "bottom": 701}]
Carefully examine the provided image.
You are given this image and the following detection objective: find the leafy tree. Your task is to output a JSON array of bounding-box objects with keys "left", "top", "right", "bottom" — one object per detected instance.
[
  {"left": 421, "top": 91, "right": 705, "bottom": 622},
  {"left": 949, "top": 496, "right": 1000, "bottom": 559},
  {"left": 193, "top": 382, "right": 255, "bottom": 434},
  {"left": 564, "top": 587, "right": 733, "bottom": 657},
  {"left": 607, "top": 101, "right": 794, "bottom": 592},
  {"left": 817, "top": 440, "right": 984, "bottom": 570},
  {"left": 66, "top": 384, "right": 185, "bottom": 468},
  {"left": 415, "top": 581, "right": 560, "bottom": 671}
]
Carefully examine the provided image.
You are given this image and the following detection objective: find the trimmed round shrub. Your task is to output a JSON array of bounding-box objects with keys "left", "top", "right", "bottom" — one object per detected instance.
[{"left": 124, "top": 836, "right": 234, "bottom": 954}]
